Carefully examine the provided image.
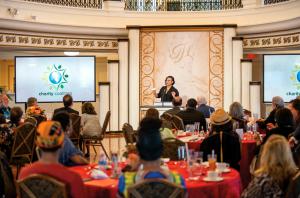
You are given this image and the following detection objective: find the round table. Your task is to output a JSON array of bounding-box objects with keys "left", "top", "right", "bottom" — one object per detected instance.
[
  {"left": 178, "top": 135, "right": 257, "bottom": 188},
  {"left": 69, "top": 162, "right": 242, "bottom": 198}
]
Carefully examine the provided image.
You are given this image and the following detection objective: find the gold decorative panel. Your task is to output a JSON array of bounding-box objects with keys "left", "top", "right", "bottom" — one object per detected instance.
[{"left": 140, "top": 28, "right": 224, "bottom": 109}]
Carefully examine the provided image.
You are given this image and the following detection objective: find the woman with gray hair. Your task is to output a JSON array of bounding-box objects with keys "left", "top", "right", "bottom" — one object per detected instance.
[
  {"left": 229, "top": 102, "right": 247, "bottom": 132},
  {"left": 257, "top": 96, "right": 284, "bottom": 131}
]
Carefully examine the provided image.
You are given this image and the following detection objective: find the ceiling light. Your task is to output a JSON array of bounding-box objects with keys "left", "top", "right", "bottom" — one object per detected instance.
[{"left": 64, "top": 51, "right": 80, "bottom": 56}]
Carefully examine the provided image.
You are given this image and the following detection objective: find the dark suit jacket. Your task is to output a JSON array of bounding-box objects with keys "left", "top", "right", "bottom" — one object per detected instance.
[
  {"left": 164, "top": 107, "right": 181, "bottom": 116},
  {"left": 176, "top": 108, "right": 207, "bottom": 131},
  {"left": 196, "top": 104, "right": 215, "bottom": 118},
  {"left": 157, "top": 86, "right": 179, "bottom": 102},
  {"left": 53, "top": 107, "right": 79, "bottom": 116},
  {"left": 200, "top": 132, "right": 241, "bottom": 170}
]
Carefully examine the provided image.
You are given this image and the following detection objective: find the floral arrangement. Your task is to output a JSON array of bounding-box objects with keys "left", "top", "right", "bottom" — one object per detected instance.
[{"left": 26, "top": 105, "right": 45, "bottom": 117}]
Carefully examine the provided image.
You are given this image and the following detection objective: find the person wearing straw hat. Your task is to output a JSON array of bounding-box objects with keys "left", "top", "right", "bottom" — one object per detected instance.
[
  {"left": 19, "top": 121, "right": 85, "bottom": 198},
  {"left": 200, "top": 109, "right": 241, "bottom": 170}
]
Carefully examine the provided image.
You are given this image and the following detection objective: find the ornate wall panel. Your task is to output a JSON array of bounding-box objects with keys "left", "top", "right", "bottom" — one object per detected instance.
[
  {"left": 0, "top": 33, "right": 118, "bottom": 50},
  {"left": 140, "top": 28, "right": 224, "bottom": 109},
  {"left": 243, "top": 32, "right": 300, "bottom": 50}
]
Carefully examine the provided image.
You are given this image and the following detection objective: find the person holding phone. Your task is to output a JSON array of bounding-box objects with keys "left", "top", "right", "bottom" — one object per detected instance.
[{"left": 153, "top": 76, "right": 179, "bottom": 102}]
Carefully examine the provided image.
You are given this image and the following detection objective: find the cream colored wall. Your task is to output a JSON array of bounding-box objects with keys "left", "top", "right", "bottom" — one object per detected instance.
[
  {"left": 0, "top": 59, "right": 14, "bottom": 92},
  {"left": 0, "top": 0, "right": 299, "bottom": 29}
]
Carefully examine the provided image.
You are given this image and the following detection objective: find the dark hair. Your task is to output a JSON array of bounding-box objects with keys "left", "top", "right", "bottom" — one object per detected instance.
[
  {"left": 165, "top": 76, "right": 175, "bottom": 85},
  {"left": 0, "top": 114, "right": 6, "bottom": 124},
  {"left": 145, "top": 108, "right": 159, "bottom": 119},
  {"left": 39, "top": 146, "right": 61, "bottom": 153},
  {"left": 10, "top": 107, "right": 23, "bottom": 125},
  {"left": 275, "top": 108, "right": 294, "bottom": 127},
  {"left": 27, "top": 97, "right": 37, "bottom": 107},
  {"left": 211, "top": 120, "right": 233, "bottom": 133},
  {"left": 82, "top": 102, "right": 97, "bottom": 115},
  {"left": 172, "top": 97, "right": 182, "bottom": 107},
  {"left": 290, "top": 99, "right": 300, "bottom": 111},
  {"left": 63, "top": 94, "right": 73, "bottom": 108},
  {"left": 137, "top": 118, "right": 163, "bottom": 161},
  {"left": 187, "top": 98, "right": 197, "bottom": 109},
  {"left": 52, "top": 112, "right": 70, "bottom": 132}
]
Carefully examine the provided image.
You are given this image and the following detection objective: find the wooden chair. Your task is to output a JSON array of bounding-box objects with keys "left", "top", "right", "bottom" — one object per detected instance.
[
  {"left": 286, "top": 171, "right": 300, "bottom": 198},
  {"left": 69, "top": 113, "right": 81, "bottom": 148},
  {"left": 122, "top": 123, "right": 137, "bottom": 145},
  {"left": 10, "top": 123, "right": 36, "bottom": 178},
  {"left": 30, "top": 115, "right": 46, "bottom": 127},
  {"left": 82, "top": 111, "right": 111, "bottom": 159},
  {"left": 160, "top": 113, "right": 173, "bottom": 121},
  {"left": 127, "top": 178, "right": 184, "bottom": 198},
  {"left": 24, "top": 117, "right": 37, "bottom": 127},
  {"left": 162, "top": 138, "right": 185, "bottom": 160},
  {"left": 171, "top": 115, "right": 184, "bottom": 130},
  {"left": 17, "top": 174, "right": 68, "bottom": 198}
]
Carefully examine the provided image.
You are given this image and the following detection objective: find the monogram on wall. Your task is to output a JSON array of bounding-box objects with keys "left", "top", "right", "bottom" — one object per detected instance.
[{"left": 140, "top": 28, "right": 224, "bottom": 109}]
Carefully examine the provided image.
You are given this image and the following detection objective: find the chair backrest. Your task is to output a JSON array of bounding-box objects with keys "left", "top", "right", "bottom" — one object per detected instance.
[
  {"left": 24, "top": 117, "right": 38, "bottom": 127},
  {"left": 69, "top": 113, "right": 81, "bottom": 139},
  {"left": 286, "top": 171, "right": 300, "bottom": 198},
  {"left": 0, "top": 151, "right": 16, "bottom": 198},
  {"left": 127, "top": 178, "right": 184, "bottom": 198},
  {"left": 122, "top": 123, "right": 137, "bottom": 145},
  {"left": 100, "top": 111, "right": 111, "bottom": 140},
  {"left": 30, "top": 115, "right": 46, "bottom": 127},
  {"left": 10, "top": 123, "right": 36, "bottom": 163},
  {"left": 17, "top": 174, "right": 68, "bottom": 198},
  {"left": 162, "top": 138, "right": 185, "bottom": 160},
  {"left": 160, "top": 113, "right": 173, "bottom": 121},
  {"left": 171, "top": 115, "right": 184, "bottom": 130}
]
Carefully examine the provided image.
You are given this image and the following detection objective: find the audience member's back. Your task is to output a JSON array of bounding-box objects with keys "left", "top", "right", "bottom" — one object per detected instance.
[{"left": 54, "top": 94, "right": 79, "bottom": 115}]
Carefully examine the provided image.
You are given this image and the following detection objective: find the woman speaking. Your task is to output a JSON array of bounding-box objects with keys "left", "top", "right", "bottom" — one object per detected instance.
[{"left": 153, "top": 76, "right": 179, "bottom": 102}]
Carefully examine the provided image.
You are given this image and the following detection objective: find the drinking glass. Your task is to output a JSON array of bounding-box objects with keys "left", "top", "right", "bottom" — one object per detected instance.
[{"left": 208, "top": 154, "right": 217, "bottom": 171}]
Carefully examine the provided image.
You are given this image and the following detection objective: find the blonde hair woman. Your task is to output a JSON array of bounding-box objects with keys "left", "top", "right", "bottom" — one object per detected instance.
[{"left": 242, "top": 135, "right": 298, "bottom": 197}]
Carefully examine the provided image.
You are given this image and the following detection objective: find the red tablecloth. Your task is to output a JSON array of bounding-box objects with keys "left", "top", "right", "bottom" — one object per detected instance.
[
  {"left": 179, "top": 136, "right": 257, "bottom": 188},
  {"left": 69, "top": 162, "right": 242, "bottom": 198}
]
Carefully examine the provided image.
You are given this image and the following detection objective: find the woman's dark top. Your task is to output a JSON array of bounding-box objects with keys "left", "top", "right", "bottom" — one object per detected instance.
[{"left": 157, "top": 86, "right": 179, "bottom": 102}]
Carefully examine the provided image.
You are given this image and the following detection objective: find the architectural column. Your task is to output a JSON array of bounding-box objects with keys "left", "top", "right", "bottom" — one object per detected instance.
[
  {"left": 118, "top": 39, "right": 129, "bottom": 129},
  {"left": 232, "top": 37, "right": 243, "bottom": 103},
  {"left": 107, "top": 60, "right": 119, "bottom": 130},
  {"left": 128, "top": 27, "right": 140, "bottom": 129},
  {"left": 99, "top": 82, "right": 110, "bottom": 130},
  {"left": 241, "top": 59, "right": 253, "bottom": 110},
  {"left": 250, "top": 81, "right": 261, "bottom": 118},
  {"left": 223, "top": 27, "right": 237, "bottom": 110}
]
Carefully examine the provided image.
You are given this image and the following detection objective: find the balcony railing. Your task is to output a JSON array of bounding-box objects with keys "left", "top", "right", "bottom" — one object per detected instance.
[
  {"left": 24, "top": 0, "right": 102, "bottom": 9},
  {"left": 264, "top": 0, "right": 289, "bottom": 5},
  {"left": 125, "top": 0, "right": 243, "bottom": 11}
]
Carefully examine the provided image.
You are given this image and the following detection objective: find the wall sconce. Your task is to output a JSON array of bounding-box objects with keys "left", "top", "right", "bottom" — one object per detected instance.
[{"left": 7, "top": 8, "right": 18, "bottom": 17}]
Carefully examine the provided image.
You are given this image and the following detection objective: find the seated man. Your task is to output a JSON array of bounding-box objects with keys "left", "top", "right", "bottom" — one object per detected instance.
[
  {"left": 196, "top": 96, "right": 215, "bottom": 118},
  {"left": 54, "top": 94, "right": 79, "bottom": 115},
  {"left": 200, "top": 109, "right": 241, "bottom": 170},
  {"left": 0, "top": 94, "right": 11, "bottom": 120},
  {"left": 118, "top": 117, "right": 186, "bottom": 197},
  {"left": 52, "top": 112, "right": 88, "bottom": 166},
  {"left": 163, "top": 96, "right": 182, "bottom": 116},
  {"left": 176, "top": 98, "right": 207, "bottom": 131},
  {"left": 19, "top": 121, "right": 85, "bottom": 198}
]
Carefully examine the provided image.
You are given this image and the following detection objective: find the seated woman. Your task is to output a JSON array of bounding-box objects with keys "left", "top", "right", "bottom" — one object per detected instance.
[
  {"left": 229, "top": 102, "right": 247, "bottom": 132},
  {"left": 8, "top": 107, "right": 23, "bottom": 129},
  {"left": 80, "top": 102, "right": 102, "bottom": 157},
  {"left": 118, "top": 117, "right": 186, "bottom": 197},
  {"left": 145, "top": 108, "right": 175, "bottom": 139},
  {"left": 242, "top": 135, "right": 298, "bottom": 198},
  {"left": 0, "top": 114, "right": 13, "bottom": 158}
]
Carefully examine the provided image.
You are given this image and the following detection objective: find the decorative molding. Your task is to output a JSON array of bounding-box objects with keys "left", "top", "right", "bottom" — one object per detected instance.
[
  {"left": 241, "top": 58, "right": 253, "bottom": 62},
  {"left": 0, "top": 32, "right": 119, "bottom": 50},
  {"left": 243, "top": 32, "right": 300, "bottom": 49}
]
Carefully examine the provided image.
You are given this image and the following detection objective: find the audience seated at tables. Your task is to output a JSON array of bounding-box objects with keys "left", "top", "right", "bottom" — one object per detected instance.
[
  {"left": 52, "top": 112, "right": 88, "bottom": 166},
  {"left": 163, "top": 96, "right": 182, "bottom": 116},
  {"left": 54, "top": 94, "right": 79, "bottom": 116},
  {"left": 229, "top": 102, "right": 247, "bottom": 132},
  {"left": 288, "top": 99, "right": 300, "bottom": 143},
  {"left": 176, "top": 98, "right": 207, "bottom": 131},
  {"left": 118, "top": 117, "right": 186, "bottom": 197},
  {"left": 0, "top": 114, "right": 14, "bottom": 159},
  {"left": 196, "top": 96, "right": 215, "bottom": 118},
  {"left": 200, "top": 109, "right": 241, "bottom": 170},
  {"left": 8, "top": 107, "right": 23, "bottom": 129},
  {"left": 80, "top": 102, "right": 102, "bottom": 157},
  {"left": 19, "top": 121, "right": 85, "bottom": 198},
  {"left": 145, "top": 108, "right": 175, "bottom": 140},
  {"left": 25, "top": 97, "right": 46, "bottom": 119},
  {"left": 0, "top": 94, "right": 11, "bottom": 120},
  {"left": 242, "top": 135, "right": 298, "bottom": 198},
  {"left": 0, "top": 151, "right": 16, "bottom": 198},
  {"left": 257, "top": 96, "right": 284, "bottom": 131}
]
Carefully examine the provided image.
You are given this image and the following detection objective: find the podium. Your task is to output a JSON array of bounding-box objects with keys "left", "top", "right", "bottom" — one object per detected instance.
[{"left": 140, "top": 102, "right": 174, "bottom": 117}]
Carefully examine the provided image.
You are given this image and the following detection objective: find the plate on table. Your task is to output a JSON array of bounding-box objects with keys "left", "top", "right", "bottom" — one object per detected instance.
[
  {"left": 216, "top": 168, "right": 231, "bottom": 173},
  {"left": 203, "top": 177, "right": 224, "bottom": 182},
  {"left": 201, "top": 161, "right": 209, "bottom": 167},
  {"left": 161, "top": 158, "right": 170, "bottom": 163}
]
